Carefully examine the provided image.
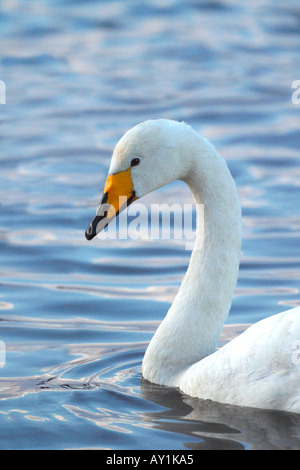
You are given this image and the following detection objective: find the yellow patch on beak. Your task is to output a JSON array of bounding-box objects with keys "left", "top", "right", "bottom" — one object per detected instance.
[
  {"left": 85, "top": 167, "right": 137, "bottom": 240},
  {"left": 103, "top": 167, "right": 136, "bottom": 217}
]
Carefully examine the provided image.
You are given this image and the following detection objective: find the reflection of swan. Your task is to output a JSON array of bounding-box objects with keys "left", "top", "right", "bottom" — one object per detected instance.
[
  {"left": 86, "top": 119, "right": 300, "bottom": 413},
  {"left": 140, "top": 379, "right": 300, "bottom": 450}
]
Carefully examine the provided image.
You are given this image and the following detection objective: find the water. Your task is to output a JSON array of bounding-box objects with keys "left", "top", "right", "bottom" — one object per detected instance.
[{"left": 1, "top": 0, "right": 300, "bottom": 450}]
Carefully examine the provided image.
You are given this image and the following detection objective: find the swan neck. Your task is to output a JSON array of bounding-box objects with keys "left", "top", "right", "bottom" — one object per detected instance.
[{"left": 142, "top": 140, "right": 241, "bottom": 386}]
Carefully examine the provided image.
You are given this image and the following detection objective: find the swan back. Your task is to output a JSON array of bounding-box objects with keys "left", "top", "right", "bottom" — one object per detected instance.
[{"left": 178, "top": 307, "right": 300, "bottom": 413}]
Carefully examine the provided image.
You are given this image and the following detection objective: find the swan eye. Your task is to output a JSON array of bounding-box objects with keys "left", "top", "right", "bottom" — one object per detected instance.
[{"left": 130, "top": 158, "right": 140, "bottom": 167}]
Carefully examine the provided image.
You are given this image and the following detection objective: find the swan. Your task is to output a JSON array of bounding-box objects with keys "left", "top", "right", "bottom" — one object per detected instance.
[{"left": 85, "top": 119, "right": 300, "bottom": 413}]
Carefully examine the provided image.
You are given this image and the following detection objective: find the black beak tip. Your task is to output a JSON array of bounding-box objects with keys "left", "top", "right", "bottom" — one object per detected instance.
[
  {"left": 85, "top": 213, "right": 108, "bottom": 241},
  {"left": 85, "top": 224, "right": 95, "bottom": 241}
]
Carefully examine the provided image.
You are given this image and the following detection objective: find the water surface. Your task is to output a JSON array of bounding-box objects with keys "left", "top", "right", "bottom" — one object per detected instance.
[{"left": 1, "top": 0, "right": 300, "bottom": 450}]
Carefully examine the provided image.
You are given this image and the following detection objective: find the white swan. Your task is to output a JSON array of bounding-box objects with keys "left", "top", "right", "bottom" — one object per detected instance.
[{"left": 86, "top": 119, "right": 300, "bottom": 413}]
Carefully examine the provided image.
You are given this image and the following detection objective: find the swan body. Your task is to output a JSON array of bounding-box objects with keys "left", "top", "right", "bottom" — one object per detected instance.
[{"left": 86, "top": 119, "right": 300, "bottom": 413}]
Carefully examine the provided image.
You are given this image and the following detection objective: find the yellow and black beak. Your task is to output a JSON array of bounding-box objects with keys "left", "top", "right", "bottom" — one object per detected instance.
[{"left": 85, "top": 167, "right": 137, "bottom": 240}]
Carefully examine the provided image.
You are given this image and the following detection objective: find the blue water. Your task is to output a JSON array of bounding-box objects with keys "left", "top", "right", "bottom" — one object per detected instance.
[{"left": 1, "top": 0, "right": 300, "bottom": 450}]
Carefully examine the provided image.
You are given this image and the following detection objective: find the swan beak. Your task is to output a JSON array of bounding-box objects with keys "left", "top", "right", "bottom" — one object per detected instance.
[{"left": 85, "top": 167, "right": 136, "bottom": 240}]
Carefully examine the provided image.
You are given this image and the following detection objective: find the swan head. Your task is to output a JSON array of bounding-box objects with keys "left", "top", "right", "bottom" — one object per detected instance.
[{"left": 85, "top": 119, "right": 194, "bottom": 240}]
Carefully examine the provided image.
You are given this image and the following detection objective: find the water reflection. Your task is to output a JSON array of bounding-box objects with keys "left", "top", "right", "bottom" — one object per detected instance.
[
  {"left": 0, "top": 322, "right": 300, "bottom": 449},
  {"left": 140, "top": 379, "right": 300, "bottom": 450}
]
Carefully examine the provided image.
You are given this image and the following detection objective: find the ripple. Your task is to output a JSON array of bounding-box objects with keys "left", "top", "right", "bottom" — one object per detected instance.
[{"left": 0, "top": 302, "right": 13, "bottom": 310}]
